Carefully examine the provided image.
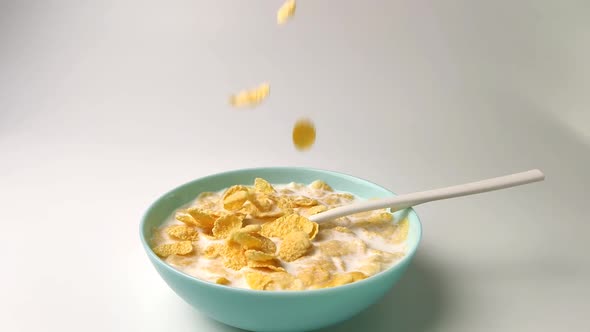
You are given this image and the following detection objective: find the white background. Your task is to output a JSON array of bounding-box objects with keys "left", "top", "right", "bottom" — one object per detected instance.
[{"left": 1, "top": 1, "right": 589, "bottom": 331}]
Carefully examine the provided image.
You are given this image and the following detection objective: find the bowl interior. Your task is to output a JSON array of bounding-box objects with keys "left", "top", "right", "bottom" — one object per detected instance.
[{"left": 140, "top": 167, "right": 422, "bottom": 287}]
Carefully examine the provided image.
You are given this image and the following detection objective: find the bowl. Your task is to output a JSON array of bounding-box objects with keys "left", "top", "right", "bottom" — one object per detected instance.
[{"left": 140, "top": 167, "right": 423, "bottom": 332}]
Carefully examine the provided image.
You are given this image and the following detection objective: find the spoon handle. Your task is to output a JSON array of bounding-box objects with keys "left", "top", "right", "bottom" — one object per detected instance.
[{"left": 308, "top": 169, "right": 545, "bottom": 223}]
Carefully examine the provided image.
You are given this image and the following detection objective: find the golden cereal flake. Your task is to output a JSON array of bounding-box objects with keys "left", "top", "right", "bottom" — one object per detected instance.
[
  {"left": 323, "top": 193, "right": 354, "bottom": 207},
  {"left": 305, "top": 204, "right": 328, "bottom": 216},
  {"left": 175, "top": 211, "right": 198, "bottom": 227},
  {"left": 266, "top": 272, "right": 304, "bottom": 291},
  {"left": 212, "top": 214, "right": 244, "bottom": 239},
  {"left": 230, "top": 231, "right": 277, "bottom": 254},
  {"left": 310, "top": 272, "right": 366, "bottom": 289},
  {"left": 309, "top": 222, "right": 319, "bottom": 240},
  {"left": 278, "top": 231, "right": 311, "bottom": 262},
  {"left": 153, "top": 241, "right": 194, "bottom": 258},
  {"left": 231, "top": 231, "right": 262, "bottom": 249},
  {"left": 254, "top": 178, "right": 276, "bottom": 194},
  {"left": 247, "top": 259, "right": 285, "bottom": 272},
  {"left": 245, "top": 271, "right": 273, "bottom": 290},
  {"left": 358, "top": 262, "right": 381, "bottom": 276},
  {"left": 166, "top": 225, "right": 199, "bottom": 241},
  {"left": 292, "top": 119, "right": 316, "bottom": 151},
  {"left": 240, "top": 224, "right": 262, "bottom": 233},
  {"left": 251, "top": 233, "right": 278, "bottom": 254},
  {"left": 332, "top": 226, "right": 353, "bottom": 234},
  {"left": 222, "top": 185, "right": 250, "bottom": 211},
  {"left": 309, "top": 274, "right": 352, "bottom": 289},
  {"left": 357, "top": 255, "right": 387, "bottom": 276},
  {"left": 337, "top": 193, "right": 355, "bottom": 201},
  {"left": 391, "top": 218, "right": 410, "bottom": 244},
  {"left": 310, "top": 180, "right": 333, "bottom": 191},
  {"left": 367, "top": 249, "right": 405, "bottom": 264},
  {"left": 249, "top": 192, "right": 275, "bottom": 212},
  {"left": 292, "top": 196, "right": 318, "bottom": 207},
  {"left": 277, "top": 0, "right": 296, "bottom": 25},
  {"left": 186, "top": 207, "right": 217, "bottom": 229},
  {"left": 251, "top": 209, "right": 286, "bottom": 219},
  {"left": 277, "top": 196, "right": 295, "bottom": 211},
  {"left": 357, "top": 224, "right": 396, "bottom": 239},
  {"left": 297, "top": 258, "right": 336, "bottom": 286},
  {"left": 349, "top": 271, "right": 368, "bottom": 282},
  {"left": 260, "top": 214, "right": 319, "bottom": 240},
  {"left": 229, "top": 83, "right": 270, "bottom": 108},
  {"left": 220, "top": 242, "right": 248, "bottom": 270},
  {"left": 238, "top": 201, "right": 257, "bottom": 215},
  {"left": 367, "top": 212, "right": 394, "bottom": 223},
  {"left": 318, "top": 240, "right": 362, "bottom": 257},
  {"left": 245, "top": 249, "right": 276, "bottom": 262},
  {"left": 204, "top": 244, "right": 223, "bottom": 258},
  {"left": 246, "top": 250, "right": 285, "bottom": 271},
  {"left": 216, "top": 277, "right": 231, "bottom": 286}
]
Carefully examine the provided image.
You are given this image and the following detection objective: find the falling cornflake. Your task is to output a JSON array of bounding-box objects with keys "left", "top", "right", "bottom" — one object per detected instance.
[
  {"left": 292, "top": 118, "right": 316, "bottom": 151},
  {"left": 277, "top": 0, "right": 296, "bottom": 25},
  {"left": 229, "top": 83, "right": 270, "bottom": 108}
]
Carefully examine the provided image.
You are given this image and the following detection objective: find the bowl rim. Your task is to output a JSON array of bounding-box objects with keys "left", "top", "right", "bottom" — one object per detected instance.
[{"left": 139, "top": 166, "right": 423, "bottom": 296}]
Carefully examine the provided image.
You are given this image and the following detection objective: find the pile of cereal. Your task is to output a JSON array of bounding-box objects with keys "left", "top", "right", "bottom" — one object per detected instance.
[{"left": 151, "top": 178, "right": 409, "bottom": 291}]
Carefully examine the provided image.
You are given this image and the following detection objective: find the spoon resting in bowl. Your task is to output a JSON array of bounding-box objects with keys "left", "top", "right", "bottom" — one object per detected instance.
[{"left": 308, "top": 169, "right": 545, "bottom": 223}]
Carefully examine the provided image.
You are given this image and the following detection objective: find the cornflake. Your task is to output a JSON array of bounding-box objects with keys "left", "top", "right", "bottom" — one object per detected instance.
[
  {"left": 318, "top": 240, "right": 362, "bottom": 257},
  {"left": 278, "top": 231, "right": 311, "bottom": 262},
  {"left": 220, "top": 241, "right": 248, "bottom": 270},
  {"left": 245, "top": 271, "right": 272, "bottom": 290},
  {"left": 222, "top": 185, "right": 250, "bottom": 211},
  {"left": 212, "top": 214, "right": 244, "bottom": 239},
  {"left": 332, "top": 226, "right": 353, "bottom": 234},
  {"left": 292, "top": 118, "right": 316, "bottom": 151},
  {"left": 204, "top": 244, "right": 223, "bottom": 258},
  {"left": 305, "top": 204, "right": 328, "bottom": 216},
  {"left": 277, "top": 0, "right": 296, "bottom": 25},
  {"left": 260, "top": 214, "right": 319, "bottom": 240},
  {"left": 186, "top": 207, "right": 216, "bottom": 229},
  {"left": 293, "top": 196, "right": 318, "bottom": 207},
  {"left": 153, "top": 241, "right": 193, "bottom": 258},
  {"left": 254, "top": 178, "right": 276, "bottom": 194},
  {"left": 216, "top": 277, "right": 231, "bottom": 285},
  {"left": 231, "top": 229, "right": 277, "bottom": 254},
  {"left": 310, "top": 272, "right": 366, "bottom": 290},
  {"left": 310, "top": 180, "right": 333, "bottom": 191},
  {"left": 297, "top": 258, "right": 336, "bottom": 286},
  {"left": 166, "top": 225, "right": 199, "bottom": 241},
  {"left": 229, "top": 83, "right": 270, "bottom": 108},
  {"left": 249, "top": 192, "right": 275, "bottom": 212},
  {"left": 265, "top": 272, "right": 304, "bottom": 290},
  {"left": 247, "top": 259, "right": 285, "bottom": 272},
  {"left": 245, "top": 249, "right": 276, "bottom": 262}
]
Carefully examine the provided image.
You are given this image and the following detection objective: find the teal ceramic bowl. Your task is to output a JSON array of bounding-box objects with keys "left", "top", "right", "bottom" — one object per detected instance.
[{"left": 140, "top": 167, "right": 422, "bottom": 332}]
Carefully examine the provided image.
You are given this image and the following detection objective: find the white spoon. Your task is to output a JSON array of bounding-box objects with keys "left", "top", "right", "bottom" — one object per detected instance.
[{"left": 308, "top": 169, "right": 545, "bottom": 223}]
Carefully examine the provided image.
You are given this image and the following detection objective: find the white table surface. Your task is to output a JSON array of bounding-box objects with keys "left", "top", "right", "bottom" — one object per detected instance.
[{"left": 1, "top": 1, "right": 589, "bottom": 331}]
